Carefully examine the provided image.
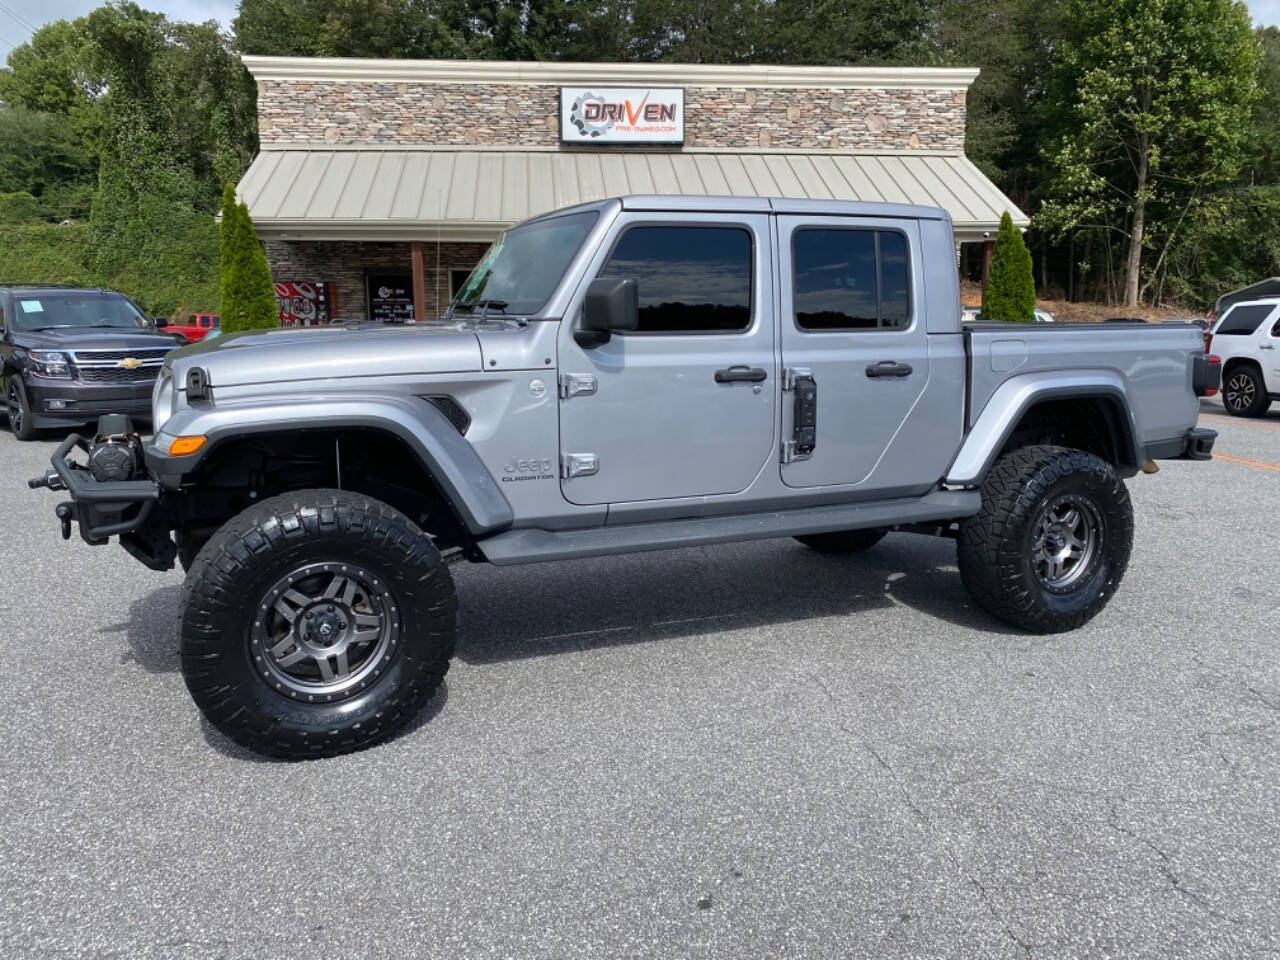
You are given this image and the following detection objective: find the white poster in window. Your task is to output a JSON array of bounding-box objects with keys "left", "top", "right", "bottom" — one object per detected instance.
[{"left": 560, "top": 87, "right": 685, "bottom": 144}]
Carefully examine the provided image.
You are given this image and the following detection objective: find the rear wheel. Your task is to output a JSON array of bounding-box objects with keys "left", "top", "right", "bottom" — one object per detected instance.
[
  {"left": 1222, "top": 364, "right": 1271, "bottom": 417},
  {"left": 179, "top": 489, "right": 457, "bottom": 759},
  {"left": 795, "top": 528, "right": 887, "bottom": 554},
  {"left": 5, "top": 377, "right": 35, "bottom": 441},
  {"left": 958, "top": 445, "right": 1132, "bottom": 633}
]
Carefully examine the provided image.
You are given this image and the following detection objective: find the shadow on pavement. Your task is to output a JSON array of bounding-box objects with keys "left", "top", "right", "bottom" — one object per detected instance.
[
  {"left": 103, "top": 535, "right": 1015, "bottom": 684},
  {"left": 104, "top": 583, "right": 183, "bottom": 673},
  {"left": 453, "top": 534, "right": 1015, "bottom": 665}
]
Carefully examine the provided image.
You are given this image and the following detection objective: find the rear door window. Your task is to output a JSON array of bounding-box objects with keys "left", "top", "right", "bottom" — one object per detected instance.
[
  {"left": 792, "top": 228, "right": 912, "bottom": 330},
  {"left": 1216, "top": 304, "right": 1274, "bottom": 336}
]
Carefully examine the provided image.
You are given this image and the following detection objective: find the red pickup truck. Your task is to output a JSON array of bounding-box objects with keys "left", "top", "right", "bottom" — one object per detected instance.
[{"left": 164, "top": 312, "right": 219, "bottom": 343}]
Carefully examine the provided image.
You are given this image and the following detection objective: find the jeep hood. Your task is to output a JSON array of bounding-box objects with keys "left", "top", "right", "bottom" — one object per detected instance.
[{"left": 165, "top": 324, "right": 483, "bottom": 387}]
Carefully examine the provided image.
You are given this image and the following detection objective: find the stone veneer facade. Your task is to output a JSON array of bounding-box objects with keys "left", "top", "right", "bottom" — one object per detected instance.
[{"left": 257, "top": 81, "right": 966, "bottom": 153}]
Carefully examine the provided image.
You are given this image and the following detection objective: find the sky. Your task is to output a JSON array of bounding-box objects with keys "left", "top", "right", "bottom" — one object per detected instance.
[{"left": 0, "top": 0, "right": 1277, "bottom": 52}]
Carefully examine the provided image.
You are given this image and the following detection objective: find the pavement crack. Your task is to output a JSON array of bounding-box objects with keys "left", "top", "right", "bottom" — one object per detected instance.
[
  {"left": 801, "top": 670, "right": 1032, "bottom": 957},
  {"left": 1105, "top": 800, "right": 1246, "bottom": 927}
]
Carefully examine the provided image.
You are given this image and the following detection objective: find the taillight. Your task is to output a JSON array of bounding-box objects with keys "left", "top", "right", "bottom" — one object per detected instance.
[
  {"left": 1204, "top": 330, "right": 1213, "bottom": 354},
  {"left": 1205, "top": 354, "right": 1221, "bottom": 397}
]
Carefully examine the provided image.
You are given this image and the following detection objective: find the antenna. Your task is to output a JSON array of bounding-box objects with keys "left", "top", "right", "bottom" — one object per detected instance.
[{"left": 435, "top": 193, "right": 442, "bottom": 321}]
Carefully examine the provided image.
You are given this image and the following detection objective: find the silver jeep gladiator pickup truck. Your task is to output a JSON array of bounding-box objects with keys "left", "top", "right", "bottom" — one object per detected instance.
[{"left": 31, "top": 196, "right": 1219, "bottom": 758}]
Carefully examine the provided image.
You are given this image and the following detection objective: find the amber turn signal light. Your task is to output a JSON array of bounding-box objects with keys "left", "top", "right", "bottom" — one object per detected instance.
[{"left": 168, "top": 435, "right": 207, "bottom": 456}]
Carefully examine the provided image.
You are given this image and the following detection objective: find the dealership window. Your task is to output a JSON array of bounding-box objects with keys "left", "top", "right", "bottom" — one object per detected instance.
[
  {"left": 793, "top": 229, "right": 911, "bottom": 330},
  {"left": 598, "top": 225, "right": 752, "bottom": 332}
]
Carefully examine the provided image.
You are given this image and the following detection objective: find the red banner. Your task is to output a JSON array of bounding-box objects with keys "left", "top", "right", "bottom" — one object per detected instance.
[{"left": 276, "top": 281, "right": 334, "bottom": 326}]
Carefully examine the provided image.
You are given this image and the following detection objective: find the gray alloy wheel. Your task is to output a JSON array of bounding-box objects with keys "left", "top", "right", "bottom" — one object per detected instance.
[
  {"left": 1030, "top": 493, "right": 1102, "bottom": 592},
  {"left": 253, "top": 562, "right": 399, "bottom": 703}
]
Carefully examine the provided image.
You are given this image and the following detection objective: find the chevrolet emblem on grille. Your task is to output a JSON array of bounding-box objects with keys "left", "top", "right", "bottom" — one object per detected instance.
[{"left": 119, "top": 357, "right": 142, "bottom": 370}]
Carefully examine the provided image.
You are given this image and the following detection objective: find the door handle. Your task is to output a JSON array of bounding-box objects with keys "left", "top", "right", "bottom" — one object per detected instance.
[
  {"left": 715, "top": 365, "right": 768, "bottom": 384},
  {"left": 865, "top": 361, "right": 913, "bottom": 379},
  {"left": 1260, "top": 344, "right": 1276, "bottom": 351}
]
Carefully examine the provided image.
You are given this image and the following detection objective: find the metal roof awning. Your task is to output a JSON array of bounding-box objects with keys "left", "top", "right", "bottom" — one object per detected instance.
[{"left": 238, "top": 146, "right": 1028, "bottom": 244}]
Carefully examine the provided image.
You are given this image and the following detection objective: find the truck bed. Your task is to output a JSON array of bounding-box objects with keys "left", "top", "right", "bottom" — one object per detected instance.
[{"left": 964, "top": 321, "right": 1206, "bottom": 458}]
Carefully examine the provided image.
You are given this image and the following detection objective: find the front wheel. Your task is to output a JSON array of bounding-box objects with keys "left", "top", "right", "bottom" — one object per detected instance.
[
  {"left": 6, "top": 377, "right": 35, "bottom": 441},
  {"left": 958, "top": 445, "right": 1133, "bottom": 633},
  {"left": 179, "top": 489, "right": 458, "bottom": 758}
]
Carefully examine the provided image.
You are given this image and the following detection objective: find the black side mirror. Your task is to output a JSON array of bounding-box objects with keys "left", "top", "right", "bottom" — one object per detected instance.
[
  {"left": 576, "top": 277, "right": 639, "bottom": 347},
  {"left": 153, "top": 317, "right": 168, "bottom": 327}
]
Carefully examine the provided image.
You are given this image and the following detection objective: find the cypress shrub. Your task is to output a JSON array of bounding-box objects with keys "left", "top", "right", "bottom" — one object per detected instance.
[
  {"left": 219, "top": 183, "right": 278, "bottom": 333},
  {"left": 983, "top": 211, "right": 1037, "bottom": 323}
]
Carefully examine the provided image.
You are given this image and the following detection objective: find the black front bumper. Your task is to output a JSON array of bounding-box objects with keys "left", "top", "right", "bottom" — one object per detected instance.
[
  {"left": 30, "top": 425, "right": 176, "bottom": 570},
  {"left": 25, "top": 376, "right": 153, "bottom": 428}
]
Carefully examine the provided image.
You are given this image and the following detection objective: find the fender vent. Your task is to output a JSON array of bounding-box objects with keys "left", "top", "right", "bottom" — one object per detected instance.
[{"left": 424, "top": 396, "right": 471, "bottom": 435}]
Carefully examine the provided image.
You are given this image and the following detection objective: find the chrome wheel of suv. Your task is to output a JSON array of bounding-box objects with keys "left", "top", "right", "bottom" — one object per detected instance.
[{"left": 254, "top": 562, "right": 399, "bottom": 702}]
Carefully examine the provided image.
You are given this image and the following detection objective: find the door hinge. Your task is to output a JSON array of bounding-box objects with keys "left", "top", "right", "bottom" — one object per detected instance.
[
  {"left": 781, "top": 366, "right": 812, "bottom": 392},
  {"left": 782, "top": 371, "right": 817, "bottom": 464},
  {"left": 559, "top": 373, "right": 598, "bottom": 400},
  {"left": 561, "top": 453, "right": 599, "bottom": 479}
]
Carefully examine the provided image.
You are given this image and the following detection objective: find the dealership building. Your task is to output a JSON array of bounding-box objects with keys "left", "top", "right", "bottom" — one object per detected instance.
[{"left": 237, "top": 55, "right": 1028, "bottom": 325}]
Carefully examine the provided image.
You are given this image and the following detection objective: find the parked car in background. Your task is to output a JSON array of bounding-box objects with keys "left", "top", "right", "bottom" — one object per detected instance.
[
  {"left": 163, "top": 312, "right": 220, "bottom": 344},
  {"left": 1208, "top": 298, "right": 1280, "bottom": 417},
  {"left": 0, "top": 285, "right": 180, "bottom": 440}
]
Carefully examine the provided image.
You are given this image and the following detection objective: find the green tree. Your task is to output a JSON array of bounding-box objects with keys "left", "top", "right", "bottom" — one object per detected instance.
[
  {"left": 984, "top": 212, "right": 1037, "bottom": 322},
  {"left": 1039, "top": 0, "right": 1260, "bottom": 308},
  {"left": 762, "top": 0, "right": 932, "bottom": 65},
  {"left": 0, "top": 19, "right": 100, "bottom": 114},
  {"left": 219, "top": 184, "right": 278, "bottom": 332},
  {"left": 0, "top": 107, "right": 97, "bottom": 221}
]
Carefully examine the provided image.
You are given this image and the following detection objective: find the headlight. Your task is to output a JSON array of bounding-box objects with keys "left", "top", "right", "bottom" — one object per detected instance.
[
  {"left": 28, "top": 350, "right": 71, "bottom": 379},
  {"left": 152, "top": 369, "right": 175, "bottom": 432}
]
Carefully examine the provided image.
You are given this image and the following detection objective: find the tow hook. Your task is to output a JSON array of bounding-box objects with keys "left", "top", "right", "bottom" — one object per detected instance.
[{"left": 55, "top": 502, "right": 75, "bottom": 540}]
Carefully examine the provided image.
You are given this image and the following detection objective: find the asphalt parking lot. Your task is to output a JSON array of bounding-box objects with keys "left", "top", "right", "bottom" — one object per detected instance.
[{"left": 1, "top": 399, "right": 1277, "bottom": 959}]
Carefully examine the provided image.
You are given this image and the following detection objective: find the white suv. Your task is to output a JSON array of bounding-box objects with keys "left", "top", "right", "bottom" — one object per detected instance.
[{"left": 1211, "top": 298, "right": 1280, "bottom": 417}]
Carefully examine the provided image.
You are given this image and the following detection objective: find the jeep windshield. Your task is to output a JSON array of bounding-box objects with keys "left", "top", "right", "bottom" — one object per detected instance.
[
  {"left": 451, "top": 210, "right": 599, "bottom": 317},
  {"left": 12, "top": 292, "right": 152, "bottom": 331}
]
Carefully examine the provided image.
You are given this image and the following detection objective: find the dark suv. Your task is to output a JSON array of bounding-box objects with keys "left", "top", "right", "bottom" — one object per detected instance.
[{"left": 1, "top": 286, "right": 181, "bottom": 440}]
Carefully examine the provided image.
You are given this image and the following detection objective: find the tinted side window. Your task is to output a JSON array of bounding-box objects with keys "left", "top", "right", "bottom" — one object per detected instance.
[
  {"left": 600, "top": 226, "right": 752, "bottom": 332},
  {"left": 793, "top": 228, "right": 912, "bottom": 330},
  {"left": 0, "top": 298, "right": 5, "bottom": 332},
  {"left": 1217, "top": 304, "right": 1274, "bottom": 335}
]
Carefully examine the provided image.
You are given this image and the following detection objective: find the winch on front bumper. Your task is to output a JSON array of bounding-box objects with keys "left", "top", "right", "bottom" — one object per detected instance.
[{"left": 28, "top": 414, "right": 177, "bottom": 570}]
